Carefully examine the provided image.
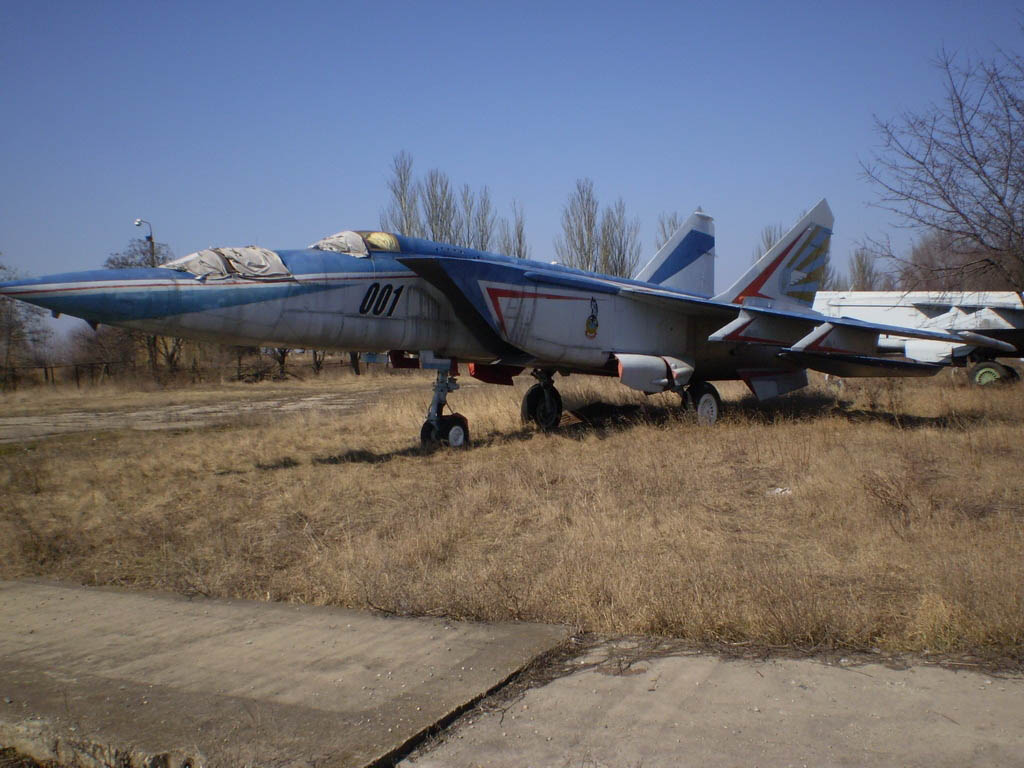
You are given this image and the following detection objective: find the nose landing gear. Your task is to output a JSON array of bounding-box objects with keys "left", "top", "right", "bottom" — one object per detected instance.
[
  {"left": 521, "top": 369, "right": 563, "bottom": 430},
  {"left": 420, "top": 368, "right": 470, "bottom": 448}
]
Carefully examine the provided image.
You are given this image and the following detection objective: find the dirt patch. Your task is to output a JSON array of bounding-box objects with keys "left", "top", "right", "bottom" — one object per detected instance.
[{"left": 0, "top": 385, "right": 426, "bottom": 444}]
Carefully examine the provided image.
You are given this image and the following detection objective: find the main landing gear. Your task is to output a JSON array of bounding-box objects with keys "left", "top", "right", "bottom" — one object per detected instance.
[
  {"left": 420, "top": 368, "right": 470, "bottom": 449},
  {"left": 968, "top": 360, "right": 1020, "bottom": 386},
  {"left": 521, "top": 369, "right": 563, "bottom": 430},
  {"left": 680, "top": 380, "right": 722, "bottom": 426}
]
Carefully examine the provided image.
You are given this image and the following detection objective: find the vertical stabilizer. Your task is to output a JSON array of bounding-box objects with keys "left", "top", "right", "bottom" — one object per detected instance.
[
  {"left": 714, "top": 199, "right": 833, "bottom": 309},
  {"left": 634, "top": 210, "right": 715, "bottom": 297}
]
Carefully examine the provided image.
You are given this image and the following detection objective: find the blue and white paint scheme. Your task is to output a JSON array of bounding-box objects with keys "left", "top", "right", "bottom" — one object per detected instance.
[
  {"left": 2, "top": 200, "right": 1012, "bottom": 445},
  {"left": 634, "top": 209, "right": 715, "bottom": 297}
]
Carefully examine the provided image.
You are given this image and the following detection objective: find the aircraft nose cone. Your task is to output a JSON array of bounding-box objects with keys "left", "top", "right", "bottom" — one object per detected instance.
[{"left": 0, "top": 268, "right": 183, "bottom": 324}]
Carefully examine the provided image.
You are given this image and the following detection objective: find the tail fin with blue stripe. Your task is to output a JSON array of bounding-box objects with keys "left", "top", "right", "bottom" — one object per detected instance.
[{"left": 634, "top": 210, "right": 715, "bottom": 297}]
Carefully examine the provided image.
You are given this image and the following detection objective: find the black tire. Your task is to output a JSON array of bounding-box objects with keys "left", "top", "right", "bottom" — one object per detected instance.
[
  {"left": 440, "top": 413, "right": 471, "bottom": 448},
  {"left": 420, "top": 420, "right": 440, "bottom": 447},
  {"left": 688, "top": 381, "right": 722, "bottom": 426},
  {"left": 969, "top": 361, "right": 1011, "bottom": 386},
  {"left": 521, "top": 383, "right": 563, "bottom": 430}
]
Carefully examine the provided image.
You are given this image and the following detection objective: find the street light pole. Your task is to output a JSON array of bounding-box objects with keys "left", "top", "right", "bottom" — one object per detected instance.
[
  {"left": 134, "top": 218, "right": 155, "bottom": 266},
  {"left": 132, "top": 217, "right": 161, "bottom": 377}
]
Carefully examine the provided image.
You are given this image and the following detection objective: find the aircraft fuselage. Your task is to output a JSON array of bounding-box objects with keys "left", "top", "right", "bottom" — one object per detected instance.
[{"left": 12, "top": 246, "right": 780, "bottom": 381}]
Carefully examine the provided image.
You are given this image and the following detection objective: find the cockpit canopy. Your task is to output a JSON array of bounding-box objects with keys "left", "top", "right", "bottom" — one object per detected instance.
[
  {"left": 308, "top": 230, "right": 369, "bottom": 257},
  {"left": 159, "top": 231, "right": 401, "bottom": 280},
  {"left": 309, "top": 230, "right": 400, "bottom": 255}
]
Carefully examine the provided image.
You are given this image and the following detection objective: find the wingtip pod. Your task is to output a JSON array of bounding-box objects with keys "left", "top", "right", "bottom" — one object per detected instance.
[
  {"left": 714, "top": 199, "right": 834, "bottom": 309},
  {"left": 956, "top": 330, "right": 1017, "bottom": 353}
]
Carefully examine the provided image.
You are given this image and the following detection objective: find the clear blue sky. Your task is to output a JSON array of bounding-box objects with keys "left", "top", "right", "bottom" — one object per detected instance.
[{"left": 2, "top": 0, "right": 1020, "bottom": 294}]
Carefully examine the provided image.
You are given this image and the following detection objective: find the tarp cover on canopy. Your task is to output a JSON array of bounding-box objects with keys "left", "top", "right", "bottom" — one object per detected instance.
[
  {"left": 161, "top": 246, "right": 291, "bottom": 280},
  {"left": 308, "top": 230, "right": 370, "bottom": 257}
]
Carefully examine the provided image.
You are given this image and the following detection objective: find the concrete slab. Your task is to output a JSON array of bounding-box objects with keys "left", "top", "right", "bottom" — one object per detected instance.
[
  {"left": 405, "top": 641, "right": 1024, "bottom": 768},
  {"left": 0, "top": 581, "right": 569, "bottom": 768}
]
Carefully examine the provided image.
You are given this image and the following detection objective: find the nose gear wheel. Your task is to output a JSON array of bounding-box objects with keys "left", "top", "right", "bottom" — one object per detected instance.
[{"left": 420, "top": 367, "right": 471, "bottom": 448}]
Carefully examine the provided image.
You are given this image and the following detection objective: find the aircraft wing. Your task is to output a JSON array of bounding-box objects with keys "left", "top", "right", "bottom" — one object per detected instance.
[
  {"left": 397, "top": 255, "right": 532, "bottom": 362},
  {"left": 612, "top": 282, "right": 1009, "bottom": 346},
  {"left": 633, "top": 288, "right": 1012, "bottom": 375},
  {"left": 399, "top": 254, "right": 1012, "bottom": 376}
]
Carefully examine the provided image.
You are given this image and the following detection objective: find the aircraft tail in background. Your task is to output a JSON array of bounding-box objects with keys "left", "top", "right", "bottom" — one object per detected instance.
[
  {"left": 714, "top": 199, "right": 833, "bottom": 310},
  {"left": 633, "top": 210, "right": 715, "bottom": 297}
]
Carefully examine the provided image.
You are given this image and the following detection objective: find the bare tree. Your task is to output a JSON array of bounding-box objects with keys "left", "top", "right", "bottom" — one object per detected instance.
[
  {"left": 420, "top": 169, "right": 459, "bottom": 245},
  {"left": 1, "top": 261, "right": 52, "bottom": 388},
  {"left": 848, "top": 247, "right": 888, "bottom": 290},
  {"left": 554, "top": 178, "right": 601, "bottom": 271},
  {"left": 379, "top": 150, "right": 423, "bottom": 237},
  {"left": 311, "top": 349, "right": 326, "bottom": 375},
  {"left": 68, "top": 324, "right": 135, "bottom": 365},
  {"left": 890, "top": 229, "right": 1002, "bottom": 290},
  {"left": 272, "top": 347, "right": 290, "bottom": 378},
  {"left": 472, "top": 186, "right": 496, "bottom": 251},
  {"left": 106, "top": 237, "right": 174, "bottom": 269},
  {"left": 456, "top": 184, "right": 475, "bottom": 247},
  {"left": 380, "top": 153, "right": 517, "bottom": 255},
  {"left": 655, "top": 211, "right": 683, "bottom": 250},
  {"left": 752, "top": 223, "right": 786, "bottom": 263},
  {"left": 821, "top": 259, "right": 847, "bottom": 291},
  {"left": 598, "top": 198, "right": 642, "bottom": 277},
  {"left": 498, "top": 201, "right": 531, "bottom": 259},
  {"left": 863, "top": 47, "right": 1024, "bottom": 288}
]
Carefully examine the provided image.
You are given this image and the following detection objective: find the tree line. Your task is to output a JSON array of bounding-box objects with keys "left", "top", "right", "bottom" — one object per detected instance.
[{"left": 379, "top": 150, "right": 531, "bottom": 259}]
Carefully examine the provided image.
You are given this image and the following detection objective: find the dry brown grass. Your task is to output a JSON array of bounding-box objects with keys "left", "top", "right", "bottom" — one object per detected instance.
[{"left": 2, "top": 371, "right": 1022, "bottom": 659}]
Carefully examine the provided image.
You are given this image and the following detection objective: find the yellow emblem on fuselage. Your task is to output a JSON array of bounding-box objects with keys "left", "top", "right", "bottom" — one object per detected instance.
[{"left": 585, "top": 297, "right": 599, "bottom": 339}]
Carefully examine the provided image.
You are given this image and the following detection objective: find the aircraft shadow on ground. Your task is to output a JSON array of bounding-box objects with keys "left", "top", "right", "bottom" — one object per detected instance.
[
  {"left": 312, "top": 447, "right": 421, "bottom": 465},
  {"left": 253, "top": 393, "right": 996, "bottom": 470},
  {"left": 310, "top": 429, "right": 540, "bottom": 465},
  {"left": 731, "top": 392, "right": 994, "bottom": 431},
  {"left": 562, "top": 393, "right": 997, "bottom": 433}
]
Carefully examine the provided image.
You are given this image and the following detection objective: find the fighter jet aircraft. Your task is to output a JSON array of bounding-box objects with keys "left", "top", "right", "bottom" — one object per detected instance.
[{"left": 2, "top": 199, "right": 1012, "bottom": 447}]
